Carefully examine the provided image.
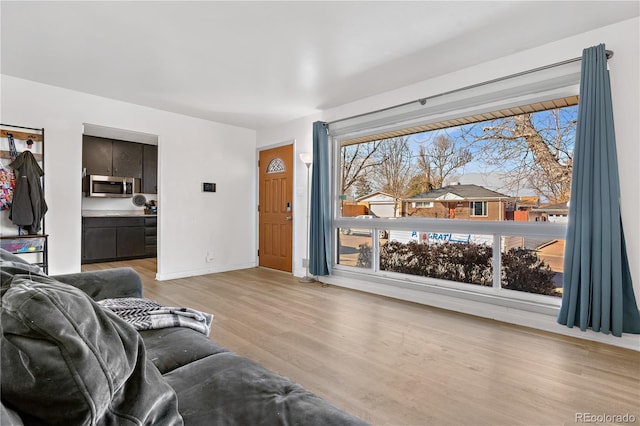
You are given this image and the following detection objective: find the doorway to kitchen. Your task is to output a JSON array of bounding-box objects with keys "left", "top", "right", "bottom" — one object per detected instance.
[
  {"left": 258, "top": 144, "right": 293, "bottom": 272},
  {"left": 80, "top": 123, "right": 159, "bottom": 277}
]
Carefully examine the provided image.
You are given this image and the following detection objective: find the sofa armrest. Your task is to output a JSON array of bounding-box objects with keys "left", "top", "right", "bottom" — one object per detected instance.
[{"left": 51, "top": 267, "right": 143, "bottom": 301}]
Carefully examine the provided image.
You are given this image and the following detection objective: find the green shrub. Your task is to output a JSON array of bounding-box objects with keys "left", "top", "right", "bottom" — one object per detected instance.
[
  {"left": 356, "top": 243, "right": 372, "bottom": 268},
  {"left": 380, "top": 240, "right": 493, "bottom": 285},
  {"left": 502, "top": 247, "right": 558, "bottom": 296},
  {"left": 370, "top": 241, "right": 559, "bottom": 296}
]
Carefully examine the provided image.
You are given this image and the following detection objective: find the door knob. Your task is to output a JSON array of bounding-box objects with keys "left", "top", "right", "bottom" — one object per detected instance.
[{"left": 286, "top": 216, "right": 292, "bottom": 221}]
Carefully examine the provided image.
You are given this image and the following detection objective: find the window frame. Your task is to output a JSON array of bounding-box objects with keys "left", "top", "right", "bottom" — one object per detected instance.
[
  {"left": 329, "top": 63, "right": 581, "bottom": 312},
  {"left": 414, "top": 201, "right": 434, "bottom": 208},
  {"left": 469, "top": 201, "right": 488, "bottom": 217}
]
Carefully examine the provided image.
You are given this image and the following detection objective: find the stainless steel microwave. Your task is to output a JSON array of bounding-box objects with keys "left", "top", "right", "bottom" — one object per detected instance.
[{"left": 84, "top": 175, "right": 138, "bottom": 198}]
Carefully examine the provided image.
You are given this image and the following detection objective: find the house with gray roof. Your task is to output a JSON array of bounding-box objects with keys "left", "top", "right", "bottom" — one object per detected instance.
[
  {"left": 402, "top": 184, "right": 512, "bottom": 220},
  {"left": 530, "top": 201, "right": 569, "bottom": 223}
]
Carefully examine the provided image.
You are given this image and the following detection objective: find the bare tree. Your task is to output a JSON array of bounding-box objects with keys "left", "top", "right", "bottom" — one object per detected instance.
[
  {"left": 372, "top": 136, "right": 415, "bottom": 216},
  {"left": 340, "top": 141, "right": 382, "bottom": 197},
  {"left": 472, "top": 109, "right": 575, "bottom": 203},
  {"left": 417, "top": 135, "right": 472, "bottom": 189}
]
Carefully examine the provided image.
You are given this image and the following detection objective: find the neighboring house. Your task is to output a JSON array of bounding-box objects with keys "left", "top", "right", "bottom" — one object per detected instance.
[
  {"left": 355, "top": 191, "right": 398, "bottom": 218},
  {"left": 530, "top": 202, "right": 570, "bottom": 223},
  {"left": 402, "top": 184, "right": 512, "bottom": 221},
  {"left": 510, "top": 196, "right": 540, "bottom": 221}
]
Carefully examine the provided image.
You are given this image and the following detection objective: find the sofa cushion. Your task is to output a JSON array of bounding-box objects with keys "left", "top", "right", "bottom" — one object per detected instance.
[
  {"left": 52, "top": 267, "right": 143, "bottom": 301},
  {"left": 0, "top": 255, "right": 44, "bottom": 297},
  {"left": 140, "top": 327, "right": 228, "bottom": 374},
  {"left": 1, "top": 274, "right": 183, "bottom": 425},
  {"left": 164, "top": 352, "right": 368, "bottom": 426}
]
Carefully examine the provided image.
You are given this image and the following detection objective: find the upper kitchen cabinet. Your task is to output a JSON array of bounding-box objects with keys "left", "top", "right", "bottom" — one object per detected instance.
[
  {"left": 82, "top": 135, "right": 112, "bottom": 176},
  {"left": 142, "top": 144, "right": 158, "bottom": 194},
  {"left": 83, "top": 136, "right": 142, "bottom": 178},
  {"left": 112, "top": 140, "right": 143, "bottom": 178}
]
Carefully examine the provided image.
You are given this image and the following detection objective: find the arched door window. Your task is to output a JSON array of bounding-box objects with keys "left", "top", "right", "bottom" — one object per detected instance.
[{"left": 266, "top": 158, "right": 286, "bottom": 174}]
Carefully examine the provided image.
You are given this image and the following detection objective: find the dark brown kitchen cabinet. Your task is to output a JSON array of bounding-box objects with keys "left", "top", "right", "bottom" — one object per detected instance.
[
  {"left": 82, "top": 136, "right": 113, "bottom": 176},
  {"left": 113, "top": 140, "right": 143, "bottom": 178},
  {"left": 83, "top": 226, "right": 117, "bottom": 261},
  {"left": 116, "top": 226, "right": 145, "bottom": 257},
  {"left": 82, "top": 216, "right": 153, "bottom": 263},
  {"left": 142, "top": 144, "right": 158, "bottom": 194},
  {"left": 82, "top": 136, "right": 143, "bottom": 178},
  {"left": 144, "top": 216, "right": 157, "bottom": 256}
]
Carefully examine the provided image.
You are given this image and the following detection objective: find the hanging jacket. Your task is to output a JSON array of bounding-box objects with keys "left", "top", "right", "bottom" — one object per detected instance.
[{"left": 9, "top": 151, "right": 47, "bottom": 234}]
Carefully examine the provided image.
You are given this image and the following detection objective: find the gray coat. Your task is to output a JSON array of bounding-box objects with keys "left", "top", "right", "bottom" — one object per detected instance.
[{"left": 9, "top": 151, "right": 47, "bottom": 234}]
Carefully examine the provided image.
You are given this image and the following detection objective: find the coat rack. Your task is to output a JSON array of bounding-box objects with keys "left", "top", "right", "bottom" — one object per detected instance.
[{"left": 0, "top": 123, "right": 48, "bottom": 273}]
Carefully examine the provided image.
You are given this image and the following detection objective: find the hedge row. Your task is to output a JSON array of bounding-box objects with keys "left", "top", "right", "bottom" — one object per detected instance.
[{"left": 356, "top": 241, "right": 559, "bottom": 296}]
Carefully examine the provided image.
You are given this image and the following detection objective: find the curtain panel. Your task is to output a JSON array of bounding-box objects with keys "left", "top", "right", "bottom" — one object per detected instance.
[
  {"left": 309, "top": 121, "right": 331, "bottom": 276},
  {"left": 558, "top": 44, "right": 640, "bottom": 336}
]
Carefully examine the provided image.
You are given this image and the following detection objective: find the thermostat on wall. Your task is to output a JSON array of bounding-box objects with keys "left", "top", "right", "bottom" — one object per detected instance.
[{"left": 202, "top": 182, "right": 216, "bottom": 192}]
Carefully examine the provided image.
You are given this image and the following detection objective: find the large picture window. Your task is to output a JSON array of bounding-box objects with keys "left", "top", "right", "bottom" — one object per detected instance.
[{"left": 334, "top": 95, "right": 577, "bottom": 301}]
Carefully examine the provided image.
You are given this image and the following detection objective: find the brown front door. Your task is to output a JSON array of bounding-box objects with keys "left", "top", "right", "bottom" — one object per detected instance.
[
  {"left": 259, "top": 144, "right": 293, "bottom": 272},
  {"left": 449, "top": 204, "right": 456, "bottom": 219}
]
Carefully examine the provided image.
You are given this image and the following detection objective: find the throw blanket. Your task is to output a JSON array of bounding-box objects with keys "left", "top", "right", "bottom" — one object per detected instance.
[{"left": 98, "top": 297, "right": 213, "bottom": 336}]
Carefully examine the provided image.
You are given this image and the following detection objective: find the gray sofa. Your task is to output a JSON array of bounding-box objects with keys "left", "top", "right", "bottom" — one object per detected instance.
[{"left": 0, "top": 249, "right": 368, "bottom": 425}]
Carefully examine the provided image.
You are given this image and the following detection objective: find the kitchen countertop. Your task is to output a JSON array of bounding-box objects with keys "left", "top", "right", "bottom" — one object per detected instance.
[{"left": 82, "top": 210, "right": 157, "bottom": 218}]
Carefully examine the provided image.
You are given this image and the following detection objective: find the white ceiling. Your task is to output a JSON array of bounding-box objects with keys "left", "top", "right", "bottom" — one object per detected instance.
[{"left": 1, "top": 1, "right": 638, "bottom": 130}]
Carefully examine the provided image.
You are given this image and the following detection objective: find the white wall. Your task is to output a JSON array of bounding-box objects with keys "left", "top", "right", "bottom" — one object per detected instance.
[
  {"left": 258, "top": 114, "right": 321, "bottom": 275},
  {"left": 0, "top": 76, "right": 257, "bottom": 278},
  {"left": 257, "top": 18, "right": 640, "bottom": 347}
]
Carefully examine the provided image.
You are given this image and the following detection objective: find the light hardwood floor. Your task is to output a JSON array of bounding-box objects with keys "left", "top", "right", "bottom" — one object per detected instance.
[{"left": 83, "top": 259, "right": 640, "bottom": 426}]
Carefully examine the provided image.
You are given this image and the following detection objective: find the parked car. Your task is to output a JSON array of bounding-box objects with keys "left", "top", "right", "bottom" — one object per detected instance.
[{"left": 341, "top": 215, "right": 388, "bottom": 239}]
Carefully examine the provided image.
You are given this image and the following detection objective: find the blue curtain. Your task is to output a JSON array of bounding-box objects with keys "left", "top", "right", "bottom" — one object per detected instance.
[
  {"left": 558, "top": 44, "right": 640, "bottom": 336},
  {"left": 309, "top": 121, "right": 331, "bottom": 276}
]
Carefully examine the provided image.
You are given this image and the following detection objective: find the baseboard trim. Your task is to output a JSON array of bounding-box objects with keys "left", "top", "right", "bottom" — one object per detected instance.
[{"left": 156, "top": 261, "right": 257, "bottom": 281}]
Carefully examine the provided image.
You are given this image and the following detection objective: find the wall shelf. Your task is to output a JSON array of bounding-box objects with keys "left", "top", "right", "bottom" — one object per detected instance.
[
  {"left": 0, "top": 234, "right": 48, "bottom": 273},
  {"left": 0, "top": 123, "right": 47, "bottom": 272}
]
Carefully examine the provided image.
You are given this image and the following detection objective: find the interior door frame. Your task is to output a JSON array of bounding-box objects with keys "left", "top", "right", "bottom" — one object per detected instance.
[
  {"left": 81, "top": 123, "right": 161, "bottom": 277},
  {"left": 256, "top": 140, "right": 296, "bottom": 273}
]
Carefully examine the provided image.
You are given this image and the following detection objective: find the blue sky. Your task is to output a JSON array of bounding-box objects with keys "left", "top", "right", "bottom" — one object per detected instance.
[{"left": 404, "top": 105, "right": 578, "bottom": 195}]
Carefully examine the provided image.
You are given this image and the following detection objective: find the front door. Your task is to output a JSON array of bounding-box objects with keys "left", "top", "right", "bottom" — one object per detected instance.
[
  {"left": 258, "top": 144, "right": 293, "bottom": 272},
  {"left": 449, "top": 204, "right": 456, "bottom": 219}
]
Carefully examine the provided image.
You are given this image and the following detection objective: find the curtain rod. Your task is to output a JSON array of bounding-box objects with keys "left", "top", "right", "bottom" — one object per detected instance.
[{"left": 328, "top": 50, "right": 613, "bottom": 126}]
